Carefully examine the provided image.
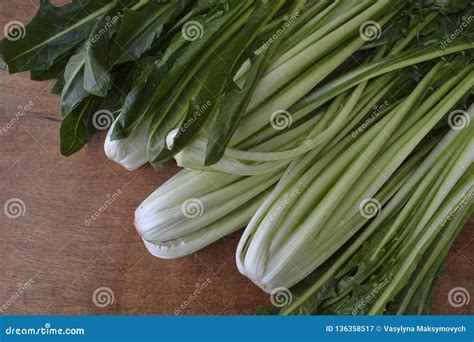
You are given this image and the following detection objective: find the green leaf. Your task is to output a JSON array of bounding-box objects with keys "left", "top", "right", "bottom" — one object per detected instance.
[
  {"left": 110, "top": 58, "right": 174, "bottom": 140},
  {"left": 110, "top": 1, "right": 209, "bottom": 142},
  {"left": 204, "top": 0, "right": 316, "bottom": 166},
  {"left": 109, "top": 1, "right": 189, "bottom": 66},
  {"left": 204, "top": 41, "right": 281, "bottom": 166},
  {"left": 148, "top": 0, "right": 285, "bottom": 165},
  {"left": 62, "top": 1, "right": 135, "bottom": 114},
  {"left": 52, "top": 76, "right": 66, "bottom": 95},
  {"left": 112, "top": 1, "right": 251, "bottom": 147},
  {"left": 60, "top": 95, "right": 103, "bottom": 156},
  {"left": 60, "top": 64, "right": 133, "bottom": 156},
  {"left": 30, "top": 52, "right": 71, "bottom": 81},
  {"left": 112, "top": 1, "right": 248, "bottom": 148},
  {"left": 83, "top": 1, "right": 128, "bottom": 96},
  {"left": 61, "top": 52, "right": 89, "bottom": 115},
  {"left": 2, "top": 0, "right": 113, "bottom": 73}
]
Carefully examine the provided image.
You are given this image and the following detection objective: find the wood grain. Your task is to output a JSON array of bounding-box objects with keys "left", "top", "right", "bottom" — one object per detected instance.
[{"left": 0, "top": 0, "right": 472, "bottom": 316}]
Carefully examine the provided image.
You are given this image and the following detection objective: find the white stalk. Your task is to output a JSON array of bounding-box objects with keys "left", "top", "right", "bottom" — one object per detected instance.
[
  {"left": 135, "top": 168, "right": 283, "bottom": 258},
  {"left": 104, "top": 115, "right": 151, "bottom": 171}
]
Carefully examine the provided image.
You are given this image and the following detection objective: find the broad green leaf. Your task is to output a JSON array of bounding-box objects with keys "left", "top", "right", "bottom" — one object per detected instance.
[
  {"left": 110, "top": 58, "right": 174, "bottom": 140},
  {"left": 83, "top": 1, "right": 128, "bottom": 96},
  {"left": 2, "top": 0, "right": 113, "bottom": 73},
  {"left": 62, "top": 1, "right": 133, "bottom": 113},
  {"left": 204, "top": 0, "right": 296, "bottom": 166},
  {"left": 148, "top": 0, "right": 285, "bottom": 165},
  {"left": 144, "top": 65, "right": 207, "bottom": 170},
  {"left": 146, "top": 1, "right": 251, "bottom": 109},
  {"left": 30, "top": 52, "right": 71, "bottom": 81},
  {"left": 60, "top": 65, "right": 133, "bottom": 155},
  {"left": 113, "top": 1, "right": 250, "bottom": 142},
  {"left": 60, "top": 96, "right": 103, "bottom": 156},
  {"left": 109, "top": 1, "right": 190, "bottom": 66},
  {"left": 61, "top": 52, "right": 89, "bottom": 115},
  {"left": 109, "top": 4, "right": 202, "bottom": 141}
]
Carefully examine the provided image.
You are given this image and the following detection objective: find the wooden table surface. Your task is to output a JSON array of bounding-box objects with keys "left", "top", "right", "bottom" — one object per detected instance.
[{"left": 0, "top": 0, "right": 472, "bottom": 316}]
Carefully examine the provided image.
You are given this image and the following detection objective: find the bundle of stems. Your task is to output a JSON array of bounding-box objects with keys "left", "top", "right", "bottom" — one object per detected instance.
[
  {"left": 236, "top": 62, "right": 473, "bottom": 292},
  {"left": 277, "top": 106, "right": 473, "bottom": 314}
]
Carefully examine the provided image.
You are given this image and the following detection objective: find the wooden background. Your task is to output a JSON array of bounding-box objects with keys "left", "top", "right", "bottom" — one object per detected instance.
[{"left": 0, "top": 0, "right": 472, "bottom": 315}]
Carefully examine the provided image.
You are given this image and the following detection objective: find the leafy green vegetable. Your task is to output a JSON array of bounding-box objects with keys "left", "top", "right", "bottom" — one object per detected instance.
[
  {"left": 61, "top": 52, "right": 89, "bottom": 114},
  {"left": 3, "top": 0, "right": 113, "bottom": 73},
  {"left": 2, "top": 1, "right": 472, "bottom": 318},
  {"left": 150, "top": 0, "right": 286, "bottom": 166},
  {"left": 60, "top": 65, "right": 133, "bottom": 155},
  {"left": 60, "top": 95, "right": 104, "bottom": 156},
  {"left": 109, "top": 1, "right": 189, "bottom": 65}
]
